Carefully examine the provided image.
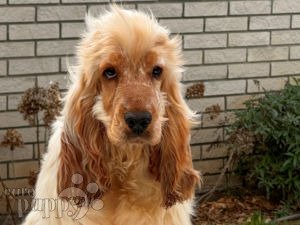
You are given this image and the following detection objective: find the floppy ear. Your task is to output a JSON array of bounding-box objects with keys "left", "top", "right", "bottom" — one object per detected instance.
[
  {"left": 57, "top": 74, "right": 111, "bottom": 201},
  {"left": 149, "top": 77, "right": 200, "bottom": 208}
]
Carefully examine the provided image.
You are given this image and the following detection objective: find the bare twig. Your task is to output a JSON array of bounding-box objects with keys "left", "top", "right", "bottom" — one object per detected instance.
[
  {"left": 274, "top": 214, "right": 300, "bottom": 222},
  {"left": 35, "top": 114, "right": 41, "bottom": 167},
  {"left": 198, "top": 149, "right": 235, "bottom": 203}
]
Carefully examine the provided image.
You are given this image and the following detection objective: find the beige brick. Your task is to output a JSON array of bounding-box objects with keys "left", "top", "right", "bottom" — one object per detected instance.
[
  {"left": 184, "top": 34, "right": 227, "bottom": 49},
  {"left": 0, "top": 145, "right": 33, "bottom": 162},
  {"left": 272, "top": 61, "right": 300, "bottom": 76},
  {"left": 248, "top": 46, "right": 288, "bottom": 62},
  {"left": 202, "top": 174, "right": 226, "bottom": 189},
  {"left": 10, "top": 0, "right": 58, "bottom": 3},
  {"left": 0, "top": 111, "right": 30, "bottom": 127},
  {"left": 0, "top": 127, "right": 45, "bottom": 143},
  {"left": 247, "top": 78, "right": 288, "bottom": 93},
  {"left": 193, "top": 159, "right": 223, "bottom": 175},
  {"left": 229, "top": 32, "right": 269, "bottom": 47},
  {"left": 37, "top": 40, "right": 77, "bottom": 56},
  {"left": 88, "top": 4, "right": 135, "bottom": 16},
  {"left": 38, "top": 74, "right": 68, "bottom": 89},
  {"left": 290, "top": 46, "right": 300, "bottom": 59},
  {"left": 61, "top": 22, "right": 85, "bottom": 38},
  {"left": 33, "top": 143, "right": 47, "bottom": 157},
  {"left": 0, "top": 164, "right": 7, "bottom": 179},
  {"left": 0, "top": 7, "right": 35, "bottom": 22},
  {"left": 206, "top": 17, "right": 247, "bottom": 32},
  {"left": 60, "top": 56, "right": 77, "bottom": 72},
  {"left": 138, "top": 3, "right": 182, "bottom": 18},
  {"left": 273, "top": 0, "right": 300, "bottom": 13},
  {"left": 292, "top": 15, "right": 300, "bottom": 28},
  {"left": 226, "top": 95, "right": 256, "bottom": 110},
  {"left": 183, "top": 50, "right": 202, "bottom": 65},
  {"left": 183, "top": 65, "right": 227, "bottom": 81},
  {"left": 0, "top": 60, "right": 6, "bottom": 76},
  {"left": 204, "top": 80, "right": 246, "bottom": 96},
  {"left": 9, "top": 24, "right": 59, "bottom": 40},
  {"left": 9, "top": 58, "right": 59, "bottom": 75},
  {"left": 160, "top": 19, "right": 203, "bottom": 33},
  {"left": 0, "top": 25, "right": 6, "bottom": 40},
  {"left": 191, "top": 128, "right": 223, "bottom": 144},
  {"left": 88, "top": 4, "right": 109, "bottom": 15},
  {"left": 38, "top": 5, "right": 86, "bottom": 21},
  {"left": 63, "top": 0, "right": 107, "bottom": 2},
  {"left": 184, "top": 2, "right": 227, "bottom": 17},
  {"left": 204, "top": 172, "right": 242, "bottom": 186},
  {"left": 114, "top": 0, "right": 154, "bottom": 1},
  {"left": 202, "top": 144, "right": 228, "bottom": 159},
  {"left": 9, "top": 161, "right": 39, "bottom": 178},
  {"left": 7, "top": 94, "right": 21, "bottom": 110},
  {"left": 191, "top": 145, "right": 201, "bottom": 160},
  {"left": 2, "top": 178, "right": 32, "bottom": 189},
  {"left": 0, "top": 96, "right": 6, "bottom": 111},
  {"left": 272, "top": 30, "right": 300, "bottom": 45},
  {"left": 0, "top": 42, "right": 34, "bottom": 58},
  {"left": 250, "top": 15, "right": 290, "bottom": 30},
  {"left": 187, "top": 97, "right": 225, "bottom": 113},
  {"left": 230, "top": 1, "right": 271, "bottom": 15},
  {"left": 202, "top": 112, "right": 235, "bottom": 128},
  {"left": 229, "top": 63, "right": 269, "bottom": 78},
  {"left": 205, "top": 49, "right": 246, "bottom": 64},
  {"left": 290, "top": 76, "right": 300, "bottom": 85},
  {"left": 0, "top": 77, "right": 35, "bottom": 94}
]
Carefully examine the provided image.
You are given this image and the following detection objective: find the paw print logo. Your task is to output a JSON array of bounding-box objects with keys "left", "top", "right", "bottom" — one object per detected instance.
[{"left": 58, "top": 174, "right": 104, "bottom": 220}]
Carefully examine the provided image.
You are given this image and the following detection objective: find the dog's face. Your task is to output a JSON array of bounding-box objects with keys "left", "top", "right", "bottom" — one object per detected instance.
[
  {"left": 78, "top": 9, "right": 182, "bottom": 146},
  {"left": 97, "top": 50, "right": 166, "bottom": 146}
]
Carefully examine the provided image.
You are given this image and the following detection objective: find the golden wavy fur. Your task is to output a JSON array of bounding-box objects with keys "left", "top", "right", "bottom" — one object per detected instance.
[{"left": 23, "top": 6, "right": 200, "bottom": 225}]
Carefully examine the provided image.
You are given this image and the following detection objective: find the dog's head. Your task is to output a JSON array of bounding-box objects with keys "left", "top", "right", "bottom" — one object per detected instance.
[
  {"left": 78, "top": 8, "right": 184, "bottom": 146},
  {"left": 58, "top": 7, "right": 199, "bottom": 207}
]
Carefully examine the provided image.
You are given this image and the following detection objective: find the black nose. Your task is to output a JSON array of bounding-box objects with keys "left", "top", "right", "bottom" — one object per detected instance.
[{"left": 124, "top": 111, "right": 152, "bottom": 135}]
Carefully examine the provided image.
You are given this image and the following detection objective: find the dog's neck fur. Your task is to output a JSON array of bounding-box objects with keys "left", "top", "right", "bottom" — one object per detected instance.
[{"left": 109, "top": 144, "right": 152, "bottom": 183}]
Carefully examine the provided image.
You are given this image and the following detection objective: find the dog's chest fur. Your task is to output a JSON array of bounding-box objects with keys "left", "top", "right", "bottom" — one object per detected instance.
[{"left": 81, "top": 146, "right": 191, "bottom": 225}]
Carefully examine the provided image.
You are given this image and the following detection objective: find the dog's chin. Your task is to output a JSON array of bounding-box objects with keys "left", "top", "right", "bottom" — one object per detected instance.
[
  {"left": 107, "top": 131, "right": 161, "bottom": 147},
  {"left": 125, "top": 134, "right": 160, "bottom": 146}
]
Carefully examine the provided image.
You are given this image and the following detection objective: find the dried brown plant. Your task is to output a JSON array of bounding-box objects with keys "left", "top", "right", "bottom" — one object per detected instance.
[
  {"left": 18, "top": 82, "right": 62, "bottom": 127},
  {"left": 28, "top": 170, "right": 38, "bottom": 187},
  {"left": 1, "top": 129, "right": 24, "bottom": 151},
  {"left": 43, "top": 82, "right": 62, "bottom": 127},
  {"left": 18, "top": 82, "right": 62, "bottom": 167},
  {"left": 204, "top": 104, "right": 221, "bottom": 120},
  {"left": 18, "top": 86, "right": 47, "bottom": 126},
  {"left": 185, "top": 82, "right": 205, "bottom": 99},
  {"left": 228, "top": 128, "right": 255, "bottom": 154}
]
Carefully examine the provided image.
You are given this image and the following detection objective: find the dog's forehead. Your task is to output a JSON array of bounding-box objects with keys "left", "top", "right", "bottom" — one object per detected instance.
[{"left": 105, "top": 48, "right": 165, "bottom": 69}]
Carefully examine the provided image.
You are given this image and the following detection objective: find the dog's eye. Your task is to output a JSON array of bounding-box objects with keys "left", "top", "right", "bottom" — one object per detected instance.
[
  {"left": 103, "top": 68, "right": 117, "bottom": 79},
  {"left": 152, "top": 66, "right": 163, "bottom": 78}
]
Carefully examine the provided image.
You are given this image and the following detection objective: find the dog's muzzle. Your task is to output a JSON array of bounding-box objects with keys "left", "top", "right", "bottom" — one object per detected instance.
[{"left": 124, "top": 111, "right": 152, "bottom": 135}]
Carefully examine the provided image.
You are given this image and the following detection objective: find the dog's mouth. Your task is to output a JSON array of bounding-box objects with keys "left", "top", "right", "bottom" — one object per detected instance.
[
  {"left": 125, "top": 131, "right": 152, "bottom": 144},
  {"left": 123, "top": 129, "right": 163, "bottom": 146}
]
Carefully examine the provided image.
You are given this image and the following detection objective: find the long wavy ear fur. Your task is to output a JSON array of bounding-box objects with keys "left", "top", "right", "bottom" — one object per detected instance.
[
  {"left": 57, "top": 74, "right": 111, "bottom": 201},
  {"left": 149, "top": 71, "right": 200, "bottom": 208}
]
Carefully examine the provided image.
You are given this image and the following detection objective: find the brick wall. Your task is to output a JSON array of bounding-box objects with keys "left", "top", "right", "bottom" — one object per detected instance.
[{"left": 0, "top": 0, "right": 299, "bottom": 212}]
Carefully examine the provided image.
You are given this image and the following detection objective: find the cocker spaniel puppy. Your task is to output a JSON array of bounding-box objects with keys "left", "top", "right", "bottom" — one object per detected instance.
[{"left": 23, "top": 6, "right": 200, "bottom": 225}]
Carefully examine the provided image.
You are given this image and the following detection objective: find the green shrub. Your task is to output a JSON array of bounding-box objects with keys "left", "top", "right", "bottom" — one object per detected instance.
[
  {"left": 228, "top": 81, "right": 300, "bottom": 207},
  {"left": 243, "top": 212, "right": 276, "bottom": 225}
]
